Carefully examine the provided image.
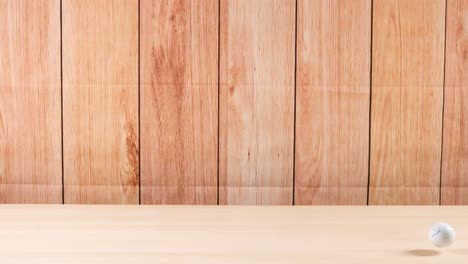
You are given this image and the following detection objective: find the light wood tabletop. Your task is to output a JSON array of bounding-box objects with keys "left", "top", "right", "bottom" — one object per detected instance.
[{"left": 0, "top": 206, "right": 467, "bottom": 263}]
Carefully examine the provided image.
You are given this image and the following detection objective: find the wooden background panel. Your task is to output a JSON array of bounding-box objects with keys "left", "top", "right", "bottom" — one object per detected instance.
[
  {"left": 0, "top": 0, "right": 62, "bottom": 203},
  {"left": 370, "top": 0, "right": 445, "bottom": 205},
  {"left": 295, "top": 0, "right": 371, "bottom": 205},
  {"left": 442, "top": 0, "right": 468, "bottom": 205},
  {"left": 62, "top": 0, "right": 138, "bottom": 204},
  {"left": 219, "top": 0, "right": 295, "bottom": 205},
  {"left": 140, "top": 0, "right": 218, "bottom": 205}
]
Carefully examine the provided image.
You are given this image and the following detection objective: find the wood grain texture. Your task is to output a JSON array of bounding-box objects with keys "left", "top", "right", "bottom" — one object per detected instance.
[
  {"left": 442, "top": 0, "right": 468, "bottom": 205},
  {"left": 62, "top": 0, "right": 138, "bottom": 204},
  {"left": 0, "top": 0, "right": 62, "bottom": 203},
  {"left": 295, "top": 0, "right": 371, "bottom": 205},
  {"left": 1, "top": 206, "right": 468, "bottom": 263},
  {"left": 219, "top": 0, "right": 295, "bottom": 205},
  {"left": 140, "top": 0, "right": 218, "bottom": 205},
  {"left": 370, "top": 0, "right": 445, "bottom": 205}
]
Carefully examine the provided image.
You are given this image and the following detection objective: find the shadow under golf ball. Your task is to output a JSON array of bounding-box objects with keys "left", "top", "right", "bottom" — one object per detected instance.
[{"left": 403, "top": 249, "right": 440, "bottom": 257}]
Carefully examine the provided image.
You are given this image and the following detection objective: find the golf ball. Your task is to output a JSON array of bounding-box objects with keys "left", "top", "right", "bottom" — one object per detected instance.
[{"left": 429, "top": 223, "right": 455, "bottom": 248}]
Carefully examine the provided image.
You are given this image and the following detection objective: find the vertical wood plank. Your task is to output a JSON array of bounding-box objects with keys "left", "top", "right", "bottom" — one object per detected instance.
[
  {"left": 219, "top": 0, "right": 295, "bottom": 205},
  {"left": 63, "top": 0, "right": 139, "bottom": 204},
  {"left": 442, "top": 0, "right": 468, "bottom": 205},
  {"left": 140, "top": 0, "right": 218, "bottom": 204},
  {"left": 370, "top": 0, "right": 445, "bottom": 205},
  {"left": 295, "top": 0, "right": 371, "bottom": 205},
  {"left": 0, "top": 0, "right": 62, "bottom": 203}
]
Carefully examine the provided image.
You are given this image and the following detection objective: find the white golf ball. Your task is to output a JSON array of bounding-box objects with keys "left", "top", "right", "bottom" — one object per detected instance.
[{"left": 428, "top": 223, "right": 455, "bottom": 248}]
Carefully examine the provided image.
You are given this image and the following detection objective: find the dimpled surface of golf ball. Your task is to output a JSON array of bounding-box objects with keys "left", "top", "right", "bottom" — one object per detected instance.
[{"left": 429, "top": 223, "right": 455, "bottom": 248}]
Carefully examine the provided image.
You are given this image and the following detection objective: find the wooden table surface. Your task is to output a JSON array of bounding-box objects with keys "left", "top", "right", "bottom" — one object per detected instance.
[{"left": 0, "top": 206, "right": 467, "bottom": 263}]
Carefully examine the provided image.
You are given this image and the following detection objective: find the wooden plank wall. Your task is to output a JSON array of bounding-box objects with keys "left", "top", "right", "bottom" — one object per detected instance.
[
  {"left": 219, "top": 0, "right": 295, "bottom": 205},
  {"left": 369, "top": 0, "right": 446, "bottom": 205},
  {"left": 62, "top": 0, "right": 139, "bottom": 204},
  {"left": 442, "top": 0, "right": 468, "bottom": 205},
  {"left": 140, "top": 0, "right": 218, "bottom": 205},
  {"left": 0, "top": 0, "right": 62, "bottom": 203},
  {"left": 1, "top": 0, "right": 467, "bottom": 205},
  {"left": 295, "top": 0, "right": 371, "bottom": 205}
]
